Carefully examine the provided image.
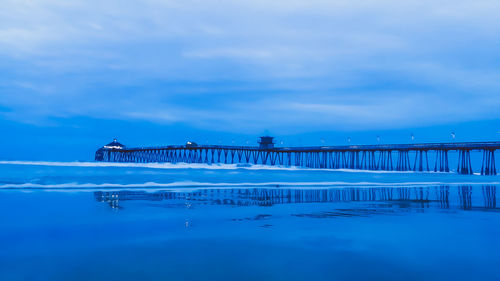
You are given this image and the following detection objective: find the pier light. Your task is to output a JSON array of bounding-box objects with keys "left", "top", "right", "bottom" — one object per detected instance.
[
  {"left": 186, "top": 141, "right": 198, "bottom": 148},
  {"left": 377, "top": 136, "right": 381, "bottom": 143},
  {"left": 411, "top": 134, "right": 415, "bottom": 142},
  {"left": 347, "top": 137, "right": 351, "bottom": 143},
  {"left": 451, "top": 132, "right": 456, "bottom": 140}
]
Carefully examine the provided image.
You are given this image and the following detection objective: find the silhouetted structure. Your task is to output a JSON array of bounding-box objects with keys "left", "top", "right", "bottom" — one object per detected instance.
[
  {"left": 259, "top": 136, "right": 274, "bottom": 149},
  {"left": 95, "top": 137, "right": 499, "bottom": 175},
  {"left": 95, "top": 139, "right": 125, "bottom": 161}
]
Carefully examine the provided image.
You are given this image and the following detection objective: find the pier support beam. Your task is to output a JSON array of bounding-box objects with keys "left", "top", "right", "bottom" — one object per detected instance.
[
  {"left": 457, "top": 150, "right": 473, "bottom": 175},
  {"left": 434, "top": 150, "right": 449, "bottom": 172},
  {"left": 481, "top": 149, "right": 497, "bottom": 175}
]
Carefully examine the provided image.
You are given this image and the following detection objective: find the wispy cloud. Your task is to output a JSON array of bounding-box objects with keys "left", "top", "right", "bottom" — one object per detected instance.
[{"left": 0, "top": 0, "right": 500, "bottom": 132}]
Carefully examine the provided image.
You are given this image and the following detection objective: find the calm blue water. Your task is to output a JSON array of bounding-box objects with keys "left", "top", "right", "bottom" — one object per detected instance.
[{"left": 0, "top": 161, "right": 499, "bottom": 281}]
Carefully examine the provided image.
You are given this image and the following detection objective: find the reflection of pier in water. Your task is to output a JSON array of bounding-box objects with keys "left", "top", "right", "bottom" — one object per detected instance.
[{"left": 95, "top": 185, "right": 498, "bottom": 211}]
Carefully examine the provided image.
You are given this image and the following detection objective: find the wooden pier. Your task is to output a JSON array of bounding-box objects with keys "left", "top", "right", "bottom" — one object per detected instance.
[{"left": 95, "top": 138, "right": 499, "bottom": 175}]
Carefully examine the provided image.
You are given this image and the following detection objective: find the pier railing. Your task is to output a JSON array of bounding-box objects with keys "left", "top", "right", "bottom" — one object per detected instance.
[{"left": 95, "top": 141, "right": 499, "bottom": 175}]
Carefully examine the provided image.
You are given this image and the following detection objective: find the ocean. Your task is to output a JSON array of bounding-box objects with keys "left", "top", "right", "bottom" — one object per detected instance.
[{"left": 0, "top": 161, "right": 499, "bottom": 281}]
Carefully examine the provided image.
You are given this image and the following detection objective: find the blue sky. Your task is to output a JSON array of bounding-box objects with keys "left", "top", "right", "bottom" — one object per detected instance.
[{"left": 1, "top": 0, "right": 500, "bottom": 160}]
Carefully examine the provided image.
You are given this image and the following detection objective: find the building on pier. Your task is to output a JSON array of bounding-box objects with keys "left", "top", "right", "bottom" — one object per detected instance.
[
  {"left": 104, "top": 139, "right": 126, "bottom": 149},
  {"left": 259, "top": 136, "right": 274, "bottom": 149},
  {"left": 186, "top": 141, "right": 198, "bottom": 148},
  {"left": 95, "top": 139, "right": 126, "bottom": 161}
]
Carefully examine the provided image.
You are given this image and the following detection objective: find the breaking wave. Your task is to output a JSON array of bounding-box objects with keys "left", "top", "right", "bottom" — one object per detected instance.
[
  {"left": 0, "top": 160, "right": 462, "bottom": 174},
  {"left": 1, "top": 181, "right": 499, "bottom": 191},
  {"left": 0, "top": 160, "right": 320, "bottom": 171}
]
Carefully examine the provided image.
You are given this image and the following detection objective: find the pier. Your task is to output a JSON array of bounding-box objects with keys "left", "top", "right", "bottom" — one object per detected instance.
[{"left": 95, "top": 137, "right": 499, "bottom": 175}]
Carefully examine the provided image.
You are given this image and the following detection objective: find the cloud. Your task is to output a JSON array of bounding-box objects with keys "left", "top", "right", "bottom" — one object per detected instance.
[{"left": 0, "top": 0, "right": 500, "bottom": 132}]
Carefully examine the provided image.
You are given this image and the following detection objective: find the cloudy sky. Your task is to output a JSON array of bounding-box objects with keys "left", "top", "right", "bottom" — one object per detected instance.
[{"left": 1, "top": 0, "right": 499, "bottom": 159}]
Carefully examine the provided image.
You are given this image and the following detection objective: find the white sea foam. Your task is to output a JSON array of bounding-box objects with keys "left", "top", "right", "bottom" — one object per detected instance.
[
  {"left": 0, "top": 180, "right": 498, "bottom": 191},
  {"left": 0, "top": 160, "right": 460, "bottom": 174},
  {"left": 1, "top": 161, "right": 497, "bottom": 191},
  {"left": 0, "top": 160, "right": 315, "bottom": 171}
]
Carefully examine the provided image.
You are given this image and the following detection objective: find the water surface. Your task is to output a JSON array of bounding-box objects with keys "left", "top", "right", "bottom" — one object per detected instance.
[{"left": 0, "top": 162, "right": 499, "bottom": 281}]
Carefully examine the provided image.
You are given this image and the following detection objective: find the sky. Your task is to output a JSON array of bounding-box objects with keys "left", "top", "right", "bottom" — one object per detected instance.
[{"left": 0, "top": 0, "right": 500, "bottom": 160}]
